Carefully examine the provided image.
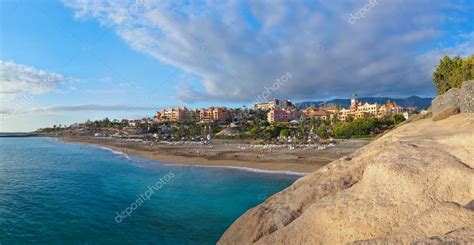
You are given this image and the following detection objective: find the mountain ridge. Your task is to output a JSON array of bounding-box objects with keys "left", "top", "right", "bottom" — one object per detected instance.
[{"left": 294, "top": 95, "right": 433, "bottom": 110}]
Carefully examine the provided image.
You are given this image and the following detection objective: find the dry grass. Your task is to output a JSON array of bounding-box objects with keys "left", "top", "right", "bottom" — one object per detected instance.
[{"left": 432, "top": 107, "right": 460, "bottom": 121}]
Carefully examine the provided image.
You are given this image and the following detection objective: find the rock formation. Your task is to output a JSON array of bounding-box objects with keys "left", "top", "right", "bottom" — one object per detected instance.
[
  {"left": 431, "top": 80, "right": 474, "bottom": 119},
  {"left": 219, "top": 83, "right": 474, "bottom": 244}
]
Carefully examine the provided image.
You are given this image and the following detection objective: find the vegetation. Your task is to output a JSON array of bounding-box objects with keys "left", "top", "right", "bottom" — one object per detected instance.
[
  {"left": 37, "top": 110, "right": 407, "bottom": 142},
  {"left": 433, "top": 55, "right": 474, "bottom": 94},
  {"left": 332, "top": 115, "right": 405, "bottom": 139},
  {"left": 315, "top": 126, "right": 330, "bottom": 139}
]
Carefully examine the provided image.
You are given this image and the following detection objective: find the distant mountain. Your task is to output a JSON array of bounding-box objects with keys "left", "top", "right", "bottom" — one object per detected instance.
[{"left": 294, "top": 96, "right": 433, "bottom": 110}]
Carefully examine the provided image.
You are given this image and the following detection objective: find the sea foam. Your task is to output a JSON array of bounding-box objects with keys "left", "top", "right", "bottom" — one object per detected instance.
[
  {"left": 94, "top": 146, "right": 132, "bottom": 161},
  {"left": 163, "top": 163, "right": 308, "bottom": 176}
]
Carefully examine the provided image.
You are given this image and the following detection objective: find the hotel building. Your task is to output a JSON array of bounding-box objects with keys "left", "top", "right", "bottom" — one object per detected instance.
[
  {"left": 156, "top": 107, "right": 196, "bottom": 122},
  {"left": 338, "top": 94, "right": 403, "bottom": 121},
  {"left": 267, "top": 109, "right": 304, "bottom": 123},
  {"left": 303, "top": 107, "right": 330, "bottom": 120},
  {"left": 253, "top": 99, "right": 293, "bottom": 110},
  {"left": 199, "top": 107, "right": 228, "bottom": 123}
]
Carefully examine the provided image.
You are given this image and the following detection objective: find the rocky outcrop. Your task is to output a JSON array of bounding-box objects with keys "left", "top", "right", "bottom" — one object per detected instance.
[
  {"left": 216, "top": 126, "right": 241, "bottom": 137},
  {"left": 218, "top": 113, "right": 474, "bottom": 244},
  {"left": 459, "top": 80, "right": 474, "bottom": 113},
  {"left": 430, "top": 80, "right": 474, "bottom": 120},
  {"left": 431, "top": 88, "right": 460, "bottom": 116}
]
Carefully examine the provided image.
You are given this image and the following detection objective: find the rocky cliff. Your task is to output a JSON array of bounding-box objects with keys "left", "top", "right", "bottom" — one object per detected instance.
[{"left": 219, "top": 84, "right": 474, "bottom": 244}]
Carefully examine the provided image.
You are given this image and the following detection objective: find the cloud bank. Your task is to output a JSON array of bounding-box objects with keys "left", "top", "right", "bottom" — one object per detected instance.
[
  {"left": 0, "top": 60, "right": 74, "bottom": 101},
  {"left": 0, "top": 104, "right": 155, "bottom": 115},
  {"left": 64, "top": 0, "right": 474, "bottom": 102}
]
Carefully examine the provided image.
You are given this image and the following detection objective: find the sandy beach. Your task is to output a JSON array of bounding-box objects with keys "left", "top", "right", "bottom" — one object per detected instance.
[{"left": 58, "top": 136, "right": 370, "bottom": 173}]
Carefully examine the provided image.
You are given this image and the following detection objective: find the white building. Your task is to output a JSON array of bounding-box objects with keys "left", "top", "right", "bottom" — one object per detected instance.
[{"left": 253, "top": 99, "right": 293, "bottom": 110}]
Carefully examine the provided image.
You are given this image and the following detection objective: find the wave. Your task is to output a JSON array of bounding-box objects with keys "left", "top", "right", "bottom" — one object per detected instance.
[
  {"left": 55, "top": 139, "right": 306, "bottom": 176},
  {"left": 93, "top": 146, "right": 132, "bottom": 161},
  {"left": 163, "top": 163, "right": 308, "bottom": 176}
]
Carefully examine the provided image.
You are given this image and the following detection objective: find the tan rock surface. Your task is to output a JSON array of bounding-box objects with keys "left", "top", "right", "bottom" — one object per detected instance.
[{"left": 218, "top": 114, "right": 474, "bottom": 244}]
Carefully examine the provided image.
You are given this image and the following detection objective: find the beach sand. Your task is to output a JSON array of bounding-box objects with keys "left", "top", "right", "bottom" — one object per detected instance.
[{"left": 59, "top": 136, "right": 370, "bottom": 173}]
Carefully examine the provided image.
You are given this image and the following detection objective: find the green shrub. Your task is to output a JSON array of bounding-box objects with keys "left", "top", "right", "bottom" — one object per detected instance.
[{"left": 433, "top": 55, "right": 474, "bottom": 94}]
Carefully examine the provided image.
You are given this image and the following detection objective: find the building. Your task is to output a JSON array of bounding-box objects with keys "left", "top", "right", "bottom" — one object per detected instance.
[
  {"left": 267, "top": 109, "right": 304, "bottom": 123},
  {"left": 320, "top": 104, "right": 339, "bottom": 114},
  {"left": 156, "top": 107, "right": 195, "bottom": 122},
  {"left": 338, "top": 94, "right": 403, "bottom": 121},
  {"left": 378, "top": 100, "right": 403, "bottom": 117},
  {"left": 357, "top": 102, "right": 380, "bottom": 115},
  {"left": 253, "top": 99, "right": 293, "bottom": 110},
  {"left": 128, "top": 120, "right": 141, "bottom": 127},
  {"left": 354, "top": 111, "right": 373, "bottom": 119},
  {"left": 403, "top": 111, "right": 415, "bottom": 120},
  {"left": 199, "top": 107, "right": 228, "bottom": 122},
  {"left": 338, "top": 108, "right": 352, "bottom": 122},
  {"left": 303, "top": 107, "right": 330, "bottom": 120},
  {"left": 350, "top": 93, "right": 358, "bottom": 107}
]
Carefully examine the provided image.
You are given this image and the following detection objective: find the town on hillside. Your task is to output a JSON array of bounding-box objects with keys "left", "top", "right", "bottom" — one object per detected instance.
[{"left": 37, "top": 93, "right": 422, "bottom": 143}]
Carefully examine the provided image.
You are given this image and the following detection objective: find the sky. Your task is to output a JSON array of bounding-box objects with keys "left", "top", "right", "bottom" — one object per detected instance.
[{"left": 1, "top": 0, "right": 473, "bottom": 132}]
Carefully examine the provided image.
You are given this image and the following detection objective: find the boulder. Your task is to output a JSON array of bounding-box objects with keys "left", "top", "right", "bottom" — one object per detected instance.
[
  {"left": 215, "top": 126, "right": 241, "bottom": 137},
  {"left": 459, "top": 80, "right": 474, "bottom": 113},
  {"left": 431, "top": 88, "right": 460, "bottom": 116},
  {"left": 218, "top": 114, "right": 474, "bottom": 244}
]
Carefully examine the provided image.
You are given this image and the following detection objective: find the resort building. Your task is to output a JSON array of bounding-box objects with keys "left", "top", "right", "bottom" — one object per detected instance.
[
  {"left": 356, "top": 102, "right": 380, "bottom": 115},
  {"left": 319, "top": 104, "right": 339, "bottom": 114},
  {"left": 337, "top": 108, "right": 352, "bottom": 122},
  {"left": 303, "top": 107, "right": 330, "bottom": 120},
  {"left": 156, "top": 107, "right": 195, "bottom": 122},
  {"left": 378, "top": 100, "right": 403, "bottom": 117},
  {"left": 354, "top": 111, "right": 373, "bottom": 119},
  {"left": 267, "top": 109, "right": 304, "bottom": 123},
  {"left": 338, "top": 93, "right": 403, "bottom": 121},
  {"left": 199, "top": 107, "right": 228, "bottom": 122},
  {"left": 253, "top": 99, "right": 293, "bottom": 110}
]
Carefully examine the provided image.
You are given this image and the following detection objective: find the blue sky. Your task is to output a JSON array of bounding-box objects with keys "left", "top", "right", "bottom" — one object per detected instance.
[{"left": 1, "top": 0, "right": 473, "bottom": 132}]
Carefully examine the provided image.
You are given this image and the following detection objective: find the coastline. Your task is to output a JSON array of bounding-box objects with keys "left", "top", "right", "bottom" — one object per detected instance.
[
  {"left": 84, "top": 142, "right": 308, "bottom": 176},
  {"left": 56, "top": 136, "right": 370, "bottom": 173}
]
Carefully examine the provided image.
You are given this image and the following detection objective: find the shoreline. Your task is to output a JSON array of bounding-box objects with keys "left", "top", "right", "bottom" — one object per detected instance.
[
  {"left": 78, "top": 141, "right": 308, "bottom": 176},
  {"left": 56, "top": 136, "right": 370, "bottom": 173}
]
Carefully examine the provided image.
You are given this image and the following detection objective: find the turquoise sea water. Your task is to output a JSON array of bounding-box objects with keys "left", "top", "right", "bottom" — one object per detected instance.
[{"left": 0, "top": 137, "right": 299, "bottom": 244}]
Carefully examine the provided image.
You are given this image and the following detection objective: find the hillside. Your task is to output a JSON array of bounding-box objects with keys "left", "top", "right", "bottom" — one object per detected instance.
[
  {"left": 295, "top": 95, "right": 433, "bottom": 110},
  {"left": 218, "top": 112, "right": 474, "bottom": 244}
]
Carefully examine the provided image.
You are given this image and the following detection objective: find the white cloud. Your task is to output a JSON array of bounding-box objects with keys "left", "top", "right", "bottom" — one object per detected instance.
[
  {"left": 0, "top": 60, "right": 74, "bottom": 101},
  {"left": 64, "top": 0, "right": 474, "bottom": 102}
]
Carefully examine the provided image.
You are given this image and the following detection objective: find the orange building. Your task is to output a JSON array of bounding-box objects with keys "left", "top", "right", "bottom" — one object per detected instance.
[
  {"left": 199, "top": 107, "right": 228, "bottom": 122},
  {"left": 156, "top": 107, "right": 195, "bottom": 122}
]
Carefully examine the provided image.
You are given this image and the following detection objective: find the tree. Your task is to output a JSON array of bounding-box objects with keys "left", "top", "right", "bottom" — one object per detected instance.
[
  {"left": 333, "top": 118, "right": 378, "bottom": 138},
  {"left": 433, "top": 55, "right": 474, "bottom": 94},
  {"left": 249, "top": 127, "right": 259, "bottom": 138},
  {"left": 391, "top": 114, "right": 406, "bottom": 125},
  {"left": 279, "top": 129, "right": 289, "bottom": 138},
  {"left": 316, "top": 126, "right": 329, "bottom": 139},
  {"left": 333, "top": 122, "right": 352, "bottom": 138}
]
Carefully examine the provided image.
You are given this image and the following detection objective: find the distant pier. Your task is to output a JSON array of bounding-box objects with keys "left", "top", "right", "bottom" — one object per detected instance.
[{"left": 0, "top": 133, "right": 39, "bottom": 137}]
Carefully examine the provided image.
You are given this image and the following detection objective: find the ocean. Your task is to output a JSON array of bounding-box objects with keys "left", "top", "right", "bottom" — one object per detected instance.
[{"left": 0, "top": 137, "right": 299, "bottom": 244}]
